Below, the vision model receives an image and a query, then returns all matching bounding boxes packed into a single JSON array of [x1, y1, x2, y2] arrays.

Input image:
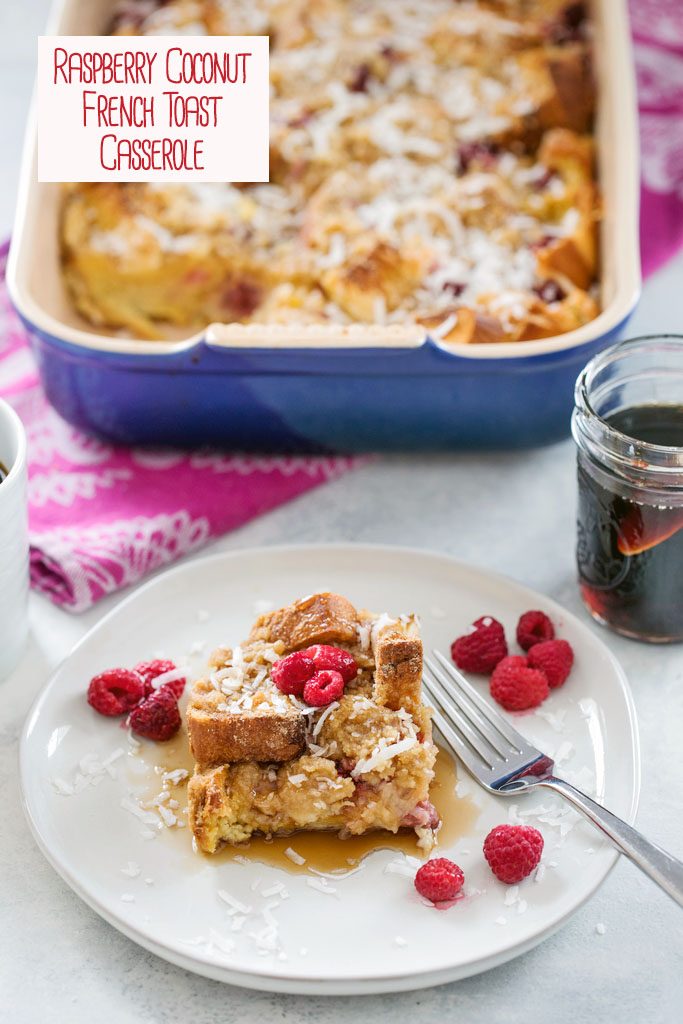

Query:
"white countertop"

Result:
[[1, 5, 681, 1022]]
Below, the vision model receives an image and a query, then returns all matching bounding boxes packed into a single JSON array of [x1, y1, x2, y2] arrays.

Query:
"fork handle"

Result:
[[540, 777, 683, 908]]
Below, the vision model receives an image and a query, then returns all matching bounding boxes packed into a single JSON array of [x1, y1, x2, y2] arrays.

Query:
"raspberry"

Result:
[[401, 800, 441, 829], [532, 279, 566, 304], [483, 824, 544, 883], [527, 639, 574, 688], [128, 687, 181, 742], [134, 658, 186, 698], [87, 668, 145, 717], [414, 858, 465, 903], [303, 644, 358, 683], [516, 610, 555, 651], [271, 651, 315, 696], [161, 675, 186, 700], [303, 669, 345, 707], [337, 757, 356, 777], [451, 616, 508, 674], [490, 655, 549, 711], [456, 141, 499, 176]]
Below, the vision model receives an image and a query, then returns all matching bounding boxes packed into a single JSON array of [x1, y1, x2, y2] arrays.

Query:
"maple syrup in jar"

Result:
[[572, 336, 683, 642]]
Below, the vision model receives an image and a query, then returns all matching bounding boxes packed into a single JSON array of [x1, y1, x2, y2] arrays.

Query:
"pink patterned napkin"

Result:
[[3, 2, 683, 612], [631, 0, 683, 275], [0, 245, 358, 612]]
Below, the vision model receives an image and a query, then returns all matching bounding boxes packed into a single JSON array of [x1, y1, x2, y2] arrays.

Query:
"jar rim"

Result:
[[575, 334, 683, 461]]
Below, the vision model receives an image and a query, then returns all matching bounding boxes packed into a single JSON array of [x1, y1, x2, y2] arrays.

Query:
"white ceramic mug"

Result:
[[0, 399, 29, 678]]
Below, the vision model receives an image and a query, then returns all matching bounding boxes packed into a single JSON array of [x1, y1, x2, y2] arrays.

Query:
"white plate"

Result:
[[20, 545, 640, 995]]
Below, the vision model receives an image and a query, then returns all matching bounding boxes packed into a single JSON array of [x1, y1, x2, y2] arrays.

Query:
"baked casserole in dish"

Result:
[[64, 0, 600, 344], [8, 0, 640, 450]]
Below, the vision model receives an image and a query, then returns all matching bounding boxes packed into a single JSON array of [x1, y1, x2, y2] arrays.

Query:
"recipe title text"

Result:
[[37, 36, 269, 183]]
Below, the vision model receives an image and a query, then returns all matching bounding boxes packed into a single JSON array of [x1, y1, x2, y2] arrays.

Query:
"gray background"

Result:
[[1, 4, 681, 1021]]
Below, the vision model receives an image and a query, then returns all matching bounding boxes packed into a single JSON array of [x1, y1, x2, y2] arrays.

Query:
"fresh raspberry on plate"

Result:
[[134, 658, 186, 698], [490, 655, 549, 711], [303, 669, 345, 707], [128, 686, 181, 742], [414, 858, 465, 903], [527, 639, 574, 688], [483, 824, 544, 883], [87, 668, 145, 717], [271, 651, 316, 696], [451, 616, 508, 674], [516, 610, 555, 651], [303, 644, 358, 683]]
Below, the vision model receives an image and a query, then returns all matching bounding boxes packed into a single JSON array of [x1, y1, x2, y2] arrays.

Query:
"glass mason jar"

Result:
[[572, 335, 683, 643]]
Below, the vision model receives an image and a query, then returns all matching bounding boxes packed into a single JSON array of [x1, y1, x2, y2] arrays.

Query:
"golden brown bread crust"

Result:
[[187, 661, 308, 768], [188, 699, 307, 767], [321, 241, 429, 321], [373, 631, 423, 716], [249, 592, 360, 650], [516, 43, 594, 138], [188, 765, 230, 852]]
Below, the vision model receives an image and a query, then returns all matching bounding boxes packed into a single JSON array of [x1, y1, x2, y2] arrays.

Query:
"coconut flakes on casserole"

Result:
[[351, 735, 418, 778], [210, 644, 296, 713], [67, 0, 599, 343]]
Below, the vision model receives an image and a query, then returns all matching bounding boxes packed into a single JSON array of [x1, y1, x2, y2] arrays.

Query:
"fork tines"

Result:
[[423, 650, 551, 790]]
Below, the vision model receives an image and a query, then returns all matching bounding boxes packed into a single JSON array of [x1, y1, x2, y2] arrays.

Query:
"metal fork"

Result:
[[424, 650, 683, 907]]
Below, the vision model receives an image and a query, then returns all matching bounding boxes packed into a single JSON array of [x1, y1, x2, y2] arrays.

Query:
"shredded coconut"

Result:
[[120, 797, 160, 827], [150, 667, 186, 690], [351, 735, 417, 777], [384, 859, 417, 879], [312, 701, 340, 738], [284, 847, 305, 866], [370, 613, 397, 650], [218, 889, 252, 915], [356, 622, 371, 652], [306, 877, 337, 895]]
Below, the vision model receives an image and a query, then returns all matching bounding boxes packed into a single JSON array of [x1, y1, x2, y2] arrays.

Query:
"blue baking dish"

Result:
[[7, 0, 641, 453], [17, 319, 637, 452]]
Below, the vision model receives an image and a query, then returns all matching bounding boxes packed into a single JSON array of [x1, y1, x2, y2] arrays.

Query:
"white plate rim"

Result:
[[19, 543, 642, 994]]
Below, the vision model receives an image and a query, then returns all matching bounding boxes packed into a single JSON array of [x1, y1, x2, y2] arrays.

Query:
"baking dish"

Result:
[[7, 0, 640, 452]]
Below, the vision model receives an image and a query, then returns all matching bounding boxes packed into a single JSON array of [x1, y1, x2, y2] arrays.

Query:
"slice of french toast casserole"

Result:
[[187, 592, 440, 854]]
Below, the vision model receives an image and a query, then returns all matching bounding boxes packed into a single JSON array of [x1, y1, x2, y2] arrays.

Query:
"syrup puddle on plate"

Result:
[[133, 729, 479, 877]]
